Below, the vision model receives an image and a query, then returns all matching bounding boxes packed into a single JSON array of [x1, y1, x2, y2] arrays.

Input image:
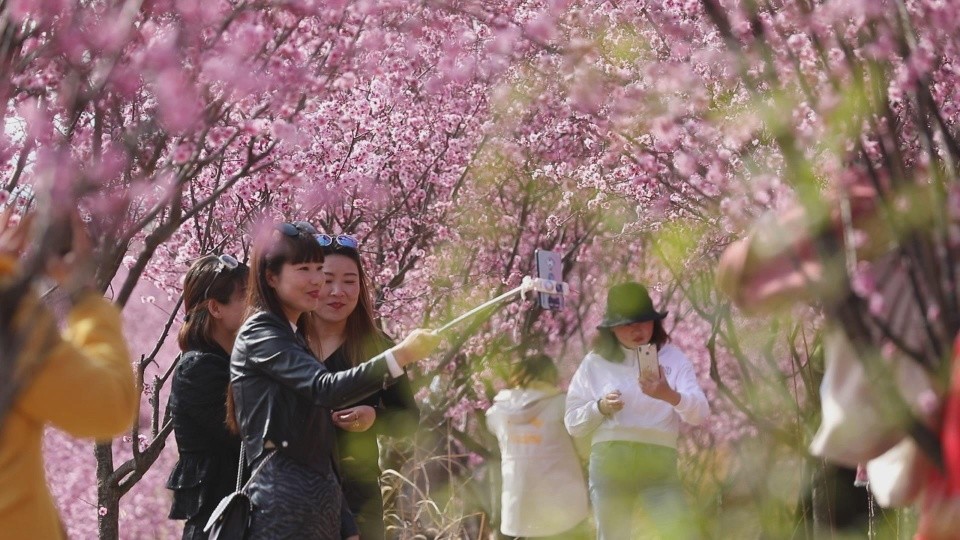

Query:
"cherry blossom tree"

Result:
[[0, 0, 497, 536], [473, 0, 960, 535], [5, 0, 960, 537]]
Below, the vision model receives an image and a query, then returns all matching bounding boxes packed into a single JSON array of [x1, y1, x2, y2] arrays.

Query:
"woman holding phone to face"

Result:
[[166, 254, 248, 539], [229, 221, 440, 539], [564, 282, 709, 540], [306, 234, 419, 540]]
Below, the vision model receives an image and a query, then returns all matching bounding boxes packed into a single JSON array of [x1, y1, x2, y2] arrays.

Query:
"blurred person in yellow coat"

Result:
[[0, 209, 137, 539]]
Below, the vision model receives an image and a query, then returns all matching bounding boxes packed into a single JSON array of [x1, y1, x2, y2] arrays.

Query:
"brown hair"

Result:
[[508, 354, 559, 388], [178, 255, 249, 352], [309, 244, 389, 366], [591, 319, 670, 363]]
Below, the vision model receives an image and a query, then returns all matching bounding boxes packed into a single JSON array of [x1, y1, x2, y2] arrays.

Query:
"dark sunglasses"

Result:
[[276, 221, 319, 237], [202, 254, 242, 301], [315, 234, 359, 250]]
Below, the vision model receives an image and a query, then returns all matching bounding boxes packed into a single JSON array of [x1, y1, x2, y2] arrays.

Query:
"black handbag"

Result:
[[203, 446, 275, 540]]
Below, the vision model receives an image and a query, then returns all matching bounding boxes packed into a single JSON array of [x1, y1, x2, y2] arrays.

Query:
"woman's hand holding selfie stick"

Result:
[[391, 329, 444, 368], [0, 207, 31, 259], [1, 208, 96, 303]]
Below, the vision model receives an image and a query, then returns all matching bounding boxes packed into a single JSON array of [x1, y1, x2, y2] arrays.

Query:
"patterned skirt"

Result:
[[246, 453, 344, 540]]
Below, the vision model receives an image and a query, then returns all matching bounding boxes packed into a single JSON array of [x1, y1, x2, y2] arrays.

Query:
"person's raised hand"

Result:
[[392, 329, 442, 368], [45, 212, 96, 300], [0, 207, 32, 259]]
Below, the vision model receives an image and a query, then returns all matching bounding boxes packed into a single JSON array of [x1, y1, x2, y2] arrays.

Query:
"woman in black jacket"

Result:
[[166, 254, 249, 539], [229, 221, 440, 539], [308, 234, 420, 540]]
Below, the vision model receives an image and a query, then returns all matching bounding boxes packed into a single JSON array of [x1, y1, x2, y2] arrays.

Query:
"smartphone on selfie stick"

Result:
[[534, 249, 564, 310]]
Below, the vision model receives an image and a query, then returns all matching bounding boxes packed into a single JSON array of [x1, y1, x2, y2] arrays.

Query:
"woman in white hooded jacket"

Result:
[[487, 355, 590, 539], [565, 282, 709, 540]]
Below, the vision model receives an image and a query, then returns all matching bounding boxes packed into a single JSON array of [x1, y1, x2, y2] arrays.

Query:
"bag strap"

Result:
[[240, 449, 277, 493], [234, 445, 245, 492]]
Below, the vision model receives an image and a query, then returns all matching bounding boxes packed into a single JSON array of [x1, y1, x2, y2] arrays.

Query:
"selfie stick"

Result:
[[437, 276, 569, 334]]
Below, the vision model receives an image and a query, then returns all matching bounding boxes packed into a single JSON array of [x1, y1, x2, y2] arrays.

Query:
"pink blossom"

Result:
[[171, 143, 194, 164], [524, 12, 557, 43], [850, 261, 877, 298], [153, 71, 202, 134], [674, 152, 697, 177], [489, 26, 521, 56], [867, 293, 885, 316]]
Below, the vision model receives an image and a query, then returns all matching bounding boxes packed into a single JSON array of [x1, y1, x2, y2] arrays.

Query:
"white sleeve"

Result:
[[670, 356, 710, 426], [485, 405, 504, 439], [564, 360, 606, 438], [383, 349, 405, 378]]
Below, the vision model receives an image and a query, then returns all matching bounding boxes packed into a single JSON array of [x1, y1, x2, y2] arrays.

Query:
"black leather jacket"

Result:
[[230, 310, 394, 472]]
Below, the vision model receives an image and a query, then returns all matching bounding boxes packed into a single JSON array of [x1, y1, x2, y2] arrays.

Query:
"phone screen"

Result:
[[535, 249, 564, 310]]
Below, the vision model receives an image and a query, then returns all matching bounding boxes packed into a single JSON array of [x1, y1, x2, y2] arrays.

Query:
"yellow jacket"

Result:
[[0, 255, 137, 539]]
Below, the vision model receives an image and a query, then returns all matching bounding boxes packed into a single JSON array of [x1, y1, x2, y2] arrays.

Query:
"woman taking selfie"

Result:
[[308, 234, 419, 540], [166, 254, 249, 539], [230, 221, 440, 539], [565, 282, 709, 540]]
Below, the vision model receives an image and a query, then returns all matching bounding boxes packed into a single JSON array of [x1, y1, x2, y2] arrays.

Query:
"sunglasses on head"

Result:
[[315, 234, 359, 250], [276, 221, 319, 237], [202, 254, 241, 301]]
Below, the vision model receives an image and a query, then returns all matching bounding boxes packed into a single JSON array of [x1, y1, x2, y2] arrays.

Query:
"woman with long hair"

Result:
[[307, 234, 420, 540], [166, 253, 249, 539], [565, 282, 709, 540], [229, 221, 440, 539]]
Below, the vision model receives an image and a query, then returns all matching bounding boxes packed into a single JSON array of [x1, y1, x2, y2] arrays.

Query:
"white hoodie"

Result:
[[486, 383, 589, 537], [565, 344, 709, 448]]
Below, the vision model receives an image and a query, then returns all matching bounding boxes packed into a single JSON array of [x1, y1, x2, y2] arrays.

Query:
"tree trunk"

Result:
[[95, 442, 119, 540]]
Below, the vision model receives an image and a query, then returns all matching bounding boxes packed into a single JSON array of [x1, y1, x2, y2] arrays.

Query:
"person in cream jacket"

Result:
[[487, 354, 589, 539]]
